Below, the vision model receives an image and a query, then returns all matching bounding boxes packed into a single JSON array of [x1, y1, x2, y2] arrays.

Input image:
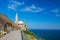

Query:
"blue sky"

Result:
[[0, 0, 60, 29]]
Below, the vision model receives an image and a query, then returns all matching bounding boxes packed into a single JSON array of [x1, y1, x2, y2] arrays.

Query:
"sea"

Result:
[[29, 29, 60, 40]]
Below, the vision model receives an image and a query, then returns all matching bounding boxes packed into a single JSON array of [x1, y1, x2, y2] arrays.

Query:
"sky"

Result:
[[0, 0, 60, 29]]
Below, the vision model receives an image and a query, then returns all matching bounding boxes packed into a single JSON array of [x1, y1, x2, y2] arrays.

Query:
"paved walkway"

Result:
[[0, 30, 22, 40]]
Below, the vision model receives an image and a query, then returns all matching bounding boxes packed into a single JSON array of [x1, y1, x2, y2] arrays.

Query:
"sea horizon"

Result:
[[29, 29, 60, 30], [29, 29, 60, 40]]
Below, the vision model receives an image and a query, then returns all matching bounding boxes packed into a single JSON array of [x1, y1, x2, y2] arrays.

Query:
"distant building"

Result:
[[15, 13, 26, 30]]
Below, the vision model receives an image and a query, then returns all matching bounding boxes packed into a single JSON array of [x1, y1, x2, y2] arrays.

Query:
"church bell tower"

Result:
[[15, 13, 18, 24]]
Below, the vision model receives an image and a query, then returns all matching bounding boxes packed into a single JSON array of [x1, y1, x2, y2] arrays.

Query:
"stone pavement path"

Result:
[[0, 30, 22, 40]]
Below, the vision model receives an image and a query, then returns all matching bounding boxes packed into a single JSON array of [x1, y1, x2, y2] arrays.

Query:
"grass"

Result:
[[0, 32, 3, 38], [25, 34, 37, 40], [23, 30, 37, 40], [23, 30, 34, 36]]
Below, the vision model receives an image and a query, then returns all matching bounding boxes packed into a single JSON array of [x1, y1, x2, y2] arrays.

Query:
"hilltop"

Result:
[[0, 13, 37, 40]]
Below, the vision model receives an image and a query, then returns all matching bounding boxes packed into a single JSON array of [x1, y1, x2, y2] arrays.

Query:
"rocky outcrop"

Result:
[[0, 13, 20, 31]]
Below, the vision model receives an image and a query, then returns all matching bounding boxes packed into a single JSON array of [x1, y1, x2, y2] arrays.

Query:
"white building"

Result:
[[15, 13, 26, 30]]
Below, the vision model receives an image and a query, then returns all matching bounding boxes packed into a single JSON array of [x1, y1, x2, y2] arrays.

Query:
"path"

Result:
[[0, 30, 22, 40]]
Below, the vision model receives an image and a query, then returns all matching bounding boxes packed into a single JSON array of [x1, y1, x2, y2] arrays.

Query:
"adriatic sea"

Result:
[[29, 29, 60, 40]]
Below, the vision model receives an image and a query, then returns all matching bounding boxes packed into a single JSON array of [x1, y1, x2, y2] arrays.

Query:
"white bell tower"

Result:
[[15, 13, 18, 24]]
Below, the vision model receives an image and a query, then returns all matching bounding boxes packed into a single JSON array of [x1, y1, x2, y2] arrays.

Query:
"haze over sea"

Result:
[[29, 29, 60, 40]]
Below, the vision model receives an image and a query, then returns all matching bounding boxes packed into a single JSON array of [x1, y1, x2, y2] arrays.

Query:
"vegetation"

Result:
[[25, 34, 37, 40], [23, 30, 34, 36], [0, 32, 3, 38], [23, 30, 37, 40]]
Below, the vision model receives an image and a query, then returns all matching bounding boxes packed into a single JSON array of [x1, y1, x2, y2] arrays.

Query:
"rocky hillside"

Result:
[[0, 13, 20, 30]]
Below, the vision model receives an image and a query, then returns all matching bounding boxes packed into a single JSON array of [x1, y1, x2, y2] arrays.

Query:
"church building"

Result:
[[15, 13, 26, 30]]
